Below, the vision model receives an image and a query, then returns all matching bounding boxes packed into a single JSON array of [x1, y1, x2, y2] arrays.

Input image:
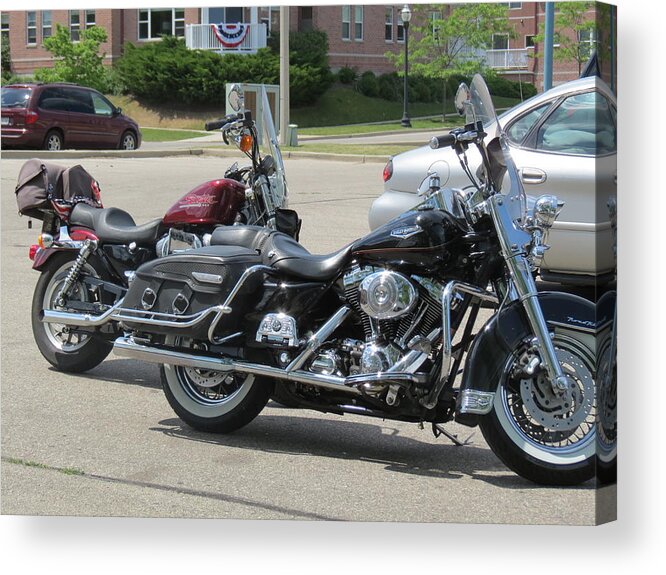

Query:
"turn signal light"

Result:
[[37, 233, 54, 248], [29, 245, 39, 260], [239, 134, 253, 153]]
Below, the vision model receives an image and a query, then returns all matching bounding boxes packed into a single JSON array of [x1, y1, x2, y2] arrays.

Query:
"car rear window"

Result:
[[1, 87, 33, 109]]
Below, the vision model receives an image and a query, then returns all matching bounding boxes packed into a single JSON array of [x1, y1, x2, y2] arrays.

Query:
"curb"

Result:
[[2, 147, 390, 164], [1, 148, 206, 160]]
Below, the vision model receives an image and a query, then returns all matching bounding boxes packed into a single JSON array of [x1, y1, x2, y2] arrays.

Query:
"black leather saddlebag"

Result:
[[121, 246, 263, 339]]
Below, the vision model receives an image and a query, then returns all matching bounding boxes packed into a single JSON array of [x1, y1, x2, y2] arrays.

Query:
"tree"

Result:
[[35, 24, 109, 91], [386, 3, 513, 114], [2, 39, 12, 81], [533, 2, 597, 75]]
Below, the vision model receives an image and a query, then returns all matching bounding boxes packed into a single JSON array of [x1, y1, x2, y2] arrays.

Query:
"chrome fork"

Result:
[[488, 194, 569, 394]]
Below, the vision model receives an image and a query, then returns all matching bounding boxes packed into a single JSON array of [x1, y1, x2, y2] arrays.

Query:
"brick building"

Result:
[[1, 4, 614, 90]]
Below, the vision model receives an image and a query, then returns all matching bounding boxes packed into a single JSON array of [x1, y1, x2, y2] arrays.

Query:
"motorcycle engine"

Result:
[[331, 265, 444, 375]]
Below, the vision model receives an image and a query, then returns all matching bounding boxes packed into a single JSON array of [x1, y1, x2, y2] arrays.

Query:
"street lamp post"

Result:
[[400, 4, 412, 128]]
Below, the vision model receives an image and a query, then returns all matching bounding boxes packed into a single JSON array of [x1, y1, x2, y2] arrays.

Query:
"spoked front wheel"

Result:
[[479, 333, 596, 486]]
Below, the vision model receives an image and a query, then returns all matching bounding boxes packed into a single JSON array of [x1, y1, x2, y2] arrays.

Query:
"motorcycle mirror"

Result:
[[455, 83, 471, 117], [228, 83, 244, 112]]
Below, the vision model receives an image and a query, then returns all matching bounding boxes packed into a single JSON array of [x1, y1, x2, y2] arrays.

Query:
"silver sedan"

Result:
[[369, 76, 617, 285]]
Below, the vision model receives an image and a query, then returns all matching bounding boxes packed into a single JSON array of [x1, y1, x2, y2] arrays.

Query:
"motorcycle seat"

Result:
[[211, 225, 351, 281], [70, 203, 162, 246], [262, 232, 352, 281], [209, 225, 274, 253]]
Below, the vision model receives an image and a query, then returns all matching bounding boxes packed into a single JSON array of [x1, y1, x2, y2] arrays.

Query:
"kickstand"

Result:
[[432, 423, 473, 447]]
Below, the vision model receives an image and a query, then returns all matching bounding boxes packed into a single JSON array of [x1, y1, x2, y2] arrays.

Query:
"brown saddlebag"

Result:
[[15, 159, 102, 219]]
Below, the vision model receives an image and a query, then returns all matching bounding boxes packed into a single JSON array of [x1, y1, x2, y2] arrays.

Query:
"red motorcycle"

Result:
[[17, 88, 297, 373]]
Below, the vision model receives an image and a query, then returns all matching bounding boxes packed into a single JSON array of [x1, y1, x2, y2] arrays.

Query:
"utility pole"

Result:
[[279, 6, 290, 146], [543, 2, 555, 91]]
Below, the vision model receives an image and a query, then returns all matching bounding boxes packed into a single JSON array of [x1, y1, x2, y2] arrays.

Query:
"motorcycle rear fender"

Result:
[[455, 291, 600, 427], [32, 228, 99, 271]]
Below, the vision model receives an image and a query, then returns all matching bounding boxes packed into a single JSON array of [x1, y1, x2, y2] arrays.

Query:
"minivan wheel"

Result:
[[44, 130, 63, 151], [120, 131, 137, 150]]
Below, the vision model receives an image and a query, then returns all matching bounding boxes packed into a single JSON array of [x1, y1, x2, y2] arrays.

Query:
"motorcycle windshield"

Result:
[[469, 74, 526, 223], [261, 86, 289, 207]]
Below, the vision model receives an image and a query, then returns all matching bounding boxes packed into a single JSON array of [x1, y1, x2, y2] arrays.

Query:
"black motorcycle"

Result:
[[30, 85, 297, 374], [66, 75, 605, 485]]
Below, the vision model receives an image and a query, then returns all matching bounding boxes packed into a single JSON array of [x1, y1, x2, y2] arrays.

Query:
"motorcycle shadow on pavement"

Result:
[[150, 410, 588, 490], [55, 358, 162, 390]]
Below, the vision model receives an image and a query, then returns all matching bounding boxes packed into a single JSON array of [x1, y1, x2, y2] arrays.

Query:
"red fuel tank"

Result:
[[162, 179, 246, 226]]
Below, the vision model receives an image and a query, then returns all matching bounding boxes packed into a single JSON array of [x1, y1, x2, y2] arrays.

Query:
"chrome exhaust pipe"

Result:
[[40, 300, 124, 327], [113, 337, 429, 396], [113, 336, 360, 395]]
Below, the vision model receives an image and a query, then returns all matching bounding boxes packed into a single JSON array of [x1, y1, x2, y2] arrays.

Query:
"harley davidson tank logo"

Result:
[[390, 225, 423, 239], [178, 194, 217, 209]]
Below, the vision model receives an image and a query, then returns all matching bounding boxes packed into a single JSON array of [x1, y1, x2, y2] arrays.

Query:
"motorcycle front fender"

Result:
[[455, 291, 601, 427]]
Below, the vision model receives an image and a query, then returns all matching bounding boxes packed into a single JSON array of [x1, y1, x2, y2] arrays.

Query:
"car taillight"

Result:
[[25, 111, 39, 125], [383, 159, 393, 182], [29, 245, 39, 260]]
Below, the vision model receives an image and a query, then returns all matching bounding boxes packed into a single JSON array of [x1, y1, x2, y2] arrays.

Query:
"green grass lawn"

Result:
[[140, 127, 209, 142], [291, 85, 520, 129], [109, 86, 520, 135]]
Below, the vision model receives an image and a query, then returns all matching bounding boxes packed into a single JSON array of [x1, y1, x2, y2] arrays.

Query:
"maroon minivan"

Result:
[[1, 83, 141, 151]]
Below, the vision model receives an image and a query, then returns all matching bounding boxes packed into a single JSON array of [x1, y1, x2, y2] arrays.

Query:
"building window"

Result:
[[138, 8, 185, 40], [342, 6, 350, 40], [70, 11, 80, 41], [354, 6, 363, 41], [42, 11, 52, 40], [397, 19, 404, 43], [26, 11, 37, 45], [501, 2, 523, 8], [207, 7, 243, 24], [1, 12, 9, 44], [525, 34, 535, 48], [492, 33, 509, 50], [578, 28, 598, 59], [385, 7, 393, 41], [85, 10, 96, 29]]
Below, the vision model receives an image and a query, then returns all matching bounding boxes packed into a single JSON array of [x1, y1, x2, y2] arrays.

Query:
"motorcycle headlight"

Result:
[[533, 195, 563, 229]]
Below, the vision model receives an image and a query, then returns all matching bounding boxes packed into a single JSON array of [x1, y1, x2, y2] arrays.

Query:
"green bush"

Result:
[[267, 29, 329, 69], [115, 36, 331, 107], [377, 72, 401, 101], [290, 65, 329, 106], [357, 71, 378, 98], [337, 66, 357, 84], [485, 74, 536, 99]]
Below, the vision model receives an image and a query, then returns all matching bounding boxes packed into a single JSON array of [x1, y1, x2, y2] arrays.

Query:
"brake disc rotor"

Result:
[[183, 368, 228, 389], [520, 348, 594, 432]]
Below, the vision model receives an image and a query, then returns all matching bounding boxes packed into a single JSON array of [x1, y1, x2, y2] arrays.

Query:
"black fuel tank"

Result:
[[352, 208, 469, 274]]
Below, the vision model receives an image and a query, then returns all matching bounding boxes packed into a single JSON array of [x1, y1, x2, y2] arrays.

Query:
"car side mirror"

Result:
[[113, 107, 122, 116]]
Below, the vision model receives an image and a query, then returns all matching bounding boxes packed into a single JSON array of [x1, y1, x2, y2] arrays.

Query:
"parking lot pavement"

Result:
[[0, 156, 608, 524]]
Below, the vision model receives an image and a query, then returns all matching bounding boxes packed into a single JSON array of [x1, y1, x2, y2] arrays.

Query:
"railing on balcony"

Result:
[[485, 48, 530, 70], [185, 23, 267, 54]]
